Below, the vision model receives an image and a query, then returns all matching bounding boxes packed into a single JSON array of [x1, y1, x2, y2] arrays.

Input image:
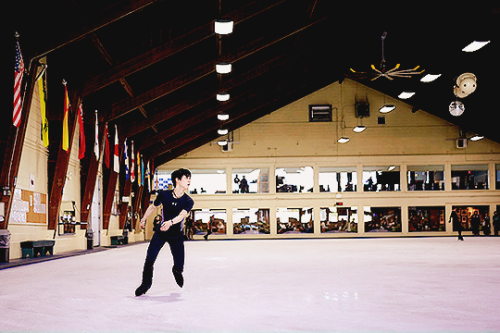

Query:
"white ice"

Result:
[[1, 237, 500, 332]]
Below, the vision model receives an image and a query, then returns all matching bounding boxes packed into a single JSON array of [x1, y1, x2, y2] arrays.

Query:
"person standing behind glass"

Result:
[[204, 215, 214, 240], [449, 208, 463, 241], [471, 211, 481, 236], [493, 211, 500, 236], [483, 212, 491, 236]]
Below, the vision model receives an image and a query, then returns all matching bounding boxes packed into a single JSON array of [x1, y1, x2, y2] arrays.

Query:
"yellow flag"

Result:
[[62, 83, 69, 151], [38, 74, 49, 147]]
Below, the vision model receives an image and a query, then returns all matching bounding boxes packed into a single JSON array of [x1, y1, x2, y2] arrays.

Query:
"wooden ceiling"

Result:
[[14, 1, 500, 166]]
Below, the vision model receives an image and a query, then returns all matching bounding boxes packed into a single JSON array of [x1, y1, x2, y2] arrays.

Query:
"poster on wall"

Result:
[[9, 188, 47, 224]]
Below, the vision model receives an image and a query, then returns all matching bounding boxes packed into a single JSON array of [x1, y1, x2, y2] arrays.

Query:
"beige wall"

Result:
[[162, 79, 500, 239], [7, 77, 144, 260]]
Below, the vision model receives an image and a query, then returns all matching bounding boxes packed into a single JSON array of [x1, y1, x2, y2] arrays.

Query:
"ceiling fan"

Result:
[[348, 32, 424, 81]]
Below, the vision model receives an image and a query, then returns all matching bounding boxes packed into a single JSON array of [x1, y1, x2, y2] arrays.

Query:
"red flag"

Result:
[[113, 125, 120, 174], [13, 39, 24, 127], [104, 123, 110, 168], [130, 140, 135, 183], [78, 103, 85, 159]]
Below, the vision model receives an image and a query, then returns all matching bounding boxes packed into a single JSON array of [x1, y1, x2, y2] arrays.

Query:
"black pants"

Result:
[[145, 232, 185, 273]]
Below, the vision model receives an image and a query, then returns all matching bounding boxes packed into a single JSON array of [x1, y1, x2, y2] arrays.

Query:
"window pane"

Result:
[[233, 208, 270, 234], [364, 207, 401, 232], [495, 164, 500, 190], [276, 167, 314, 193], [232, 168, 269, 194], [319, 167, 357, 192], [451, 165, 489, 190], [451, 206, 490, 234], [190, 169, 227, 194], [190, 209, 227, 235], [320, 206, 358, 233], [408, 206, 445, 232], [363, 166, 400, 192], [276, 207, 314, 234], [407, 165, 445, 191]]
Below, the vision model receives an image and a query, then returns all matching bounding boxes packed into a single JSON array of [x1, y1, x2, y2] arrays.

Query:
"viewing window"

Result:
[[233, 208, 270, 234], [451, 165, 489, 190], [276, 207, 314, 234], [190, 209, 227, 235], [189, 169, 227, 194], [364, 207, 401, 232], [363, 166, 400, 192], [495, 164, 500, 189], [319, 167, 357, 192], [275, 167, 314, 193], [451, 206, 490, 232], [320, 206, 358, 233], [232, 168, 269, 194], [408, 206, 445, 232], [407, 165, 445, 191]]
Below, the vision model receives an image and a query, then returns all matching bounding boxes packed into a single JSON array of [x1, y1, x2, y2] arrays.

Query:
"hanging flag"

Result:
[[150, 159, 154, 191], [124, 139, 129, 180], [38, 71, 49, 147], [145, 160, 150, 192], [13, 37, 25, 128], [141, 154, 145, 187], [130, 140, 135, 183], [104, 123, 110, 168], [137, 152, 142, 186], [114, 124, 120, 174], [77, 103, 85, 159], [94, 110, 99, 160], [62, 81, 70, 151]]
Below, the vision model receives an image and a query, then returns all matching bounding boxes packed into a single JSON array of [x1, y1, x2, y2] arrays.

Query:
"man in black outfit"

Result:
[[449, 207, 464, 241], [135, 168, 194, 296]]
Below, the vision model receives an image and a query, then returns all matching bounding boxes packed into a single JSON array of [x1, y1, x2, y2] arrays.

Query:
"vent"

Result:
[[355, 102, 370, 118], [309, 105, 332, 122], [456, 138, 468, 149]]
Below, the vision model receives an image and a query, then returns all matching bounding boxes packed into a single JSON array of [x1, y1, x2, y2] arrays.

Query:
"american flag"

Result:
[[13, 40, 25, 127]]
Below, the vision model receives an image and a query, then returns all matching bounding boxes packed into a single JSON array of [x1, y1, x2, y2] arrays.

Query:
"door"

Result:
[[90, 176, 101, 247]]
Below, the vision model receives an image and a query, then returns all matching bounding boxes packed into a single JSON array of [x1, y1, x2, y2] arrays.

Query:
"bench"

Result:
[[110, 235, 125, 245], [21, 240, 56, 258]]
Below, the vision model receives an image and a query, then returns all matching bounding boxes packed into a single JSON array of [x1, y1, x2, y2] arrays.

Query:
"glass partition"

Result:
[[408, 206, 445, 232], [190, 209, 227, 235], [233, 208, 270, 234], [407, 165, 445, 191], [451, 165, 489, 190], [364, 207, 401, 232], [276, 207, 314, 234], [495, 164, 500, 189], [451, 206, 490, 233], [363, 166, 400, 192], [275, 166, 314, 193], [319, 167, 357, 192], [189, 169, 227, 194], [320, 206, 358, 233], [231, 168, 269, 194]]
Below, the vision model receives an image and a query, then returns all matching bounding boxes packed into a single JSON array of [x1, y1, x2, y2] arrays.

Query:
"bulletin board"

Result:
[[10, 188, 47, 224]]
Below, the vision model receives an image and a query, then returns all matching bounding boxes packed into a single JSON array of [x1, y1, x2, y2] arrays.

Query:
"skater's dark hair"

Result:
[[171, 168, 191, 187]]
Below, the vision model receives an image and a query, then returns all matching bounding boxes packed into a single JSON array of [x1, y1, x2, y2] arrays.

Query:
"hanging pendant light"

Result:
[[216, 62, 232, 74], [217, 113, 229, 121], [353, 125, 366, 133], [338, 137, 350, 144], [214, 19, 234, 35], [217, 128, 229, 135], [216, 92, 230, 101], [379, 105, 396, 113]]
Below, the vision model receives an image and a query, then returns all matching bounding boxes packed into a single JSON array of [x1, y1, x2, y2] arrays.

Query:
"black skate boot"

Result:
[[135, 262, 153, 296], [172, 267, 184, 288]]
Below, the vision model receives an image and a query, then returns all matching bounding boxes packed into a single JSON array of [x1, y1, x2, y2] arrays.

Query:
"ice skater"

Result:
[[135, 168, 194, 296], [449, 207, 463, 241]]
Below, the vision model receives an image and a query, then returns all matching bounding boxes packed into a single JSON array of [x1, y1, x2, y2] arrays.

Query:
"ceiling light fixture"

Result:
[[398, 91, 415, 99], [470, 135, 484, 142], [214, 19, 234, 35], [217, 128, 229, 135], [462, 41, 490, 52], [216, 62, 232, 74], [217, 140, 228, 146], [353, 125, 366, 133], [379, 105, 396, 113], [337, 137, 350, 144], [217, 113, 229, 121], [216, 92, 230, 101], [420, 74, 441, 83]]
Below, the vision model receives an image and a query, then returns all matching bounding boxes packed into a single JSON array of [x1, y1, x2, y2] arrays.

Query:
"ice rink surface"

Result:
[[1, 237, 500, 332]]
